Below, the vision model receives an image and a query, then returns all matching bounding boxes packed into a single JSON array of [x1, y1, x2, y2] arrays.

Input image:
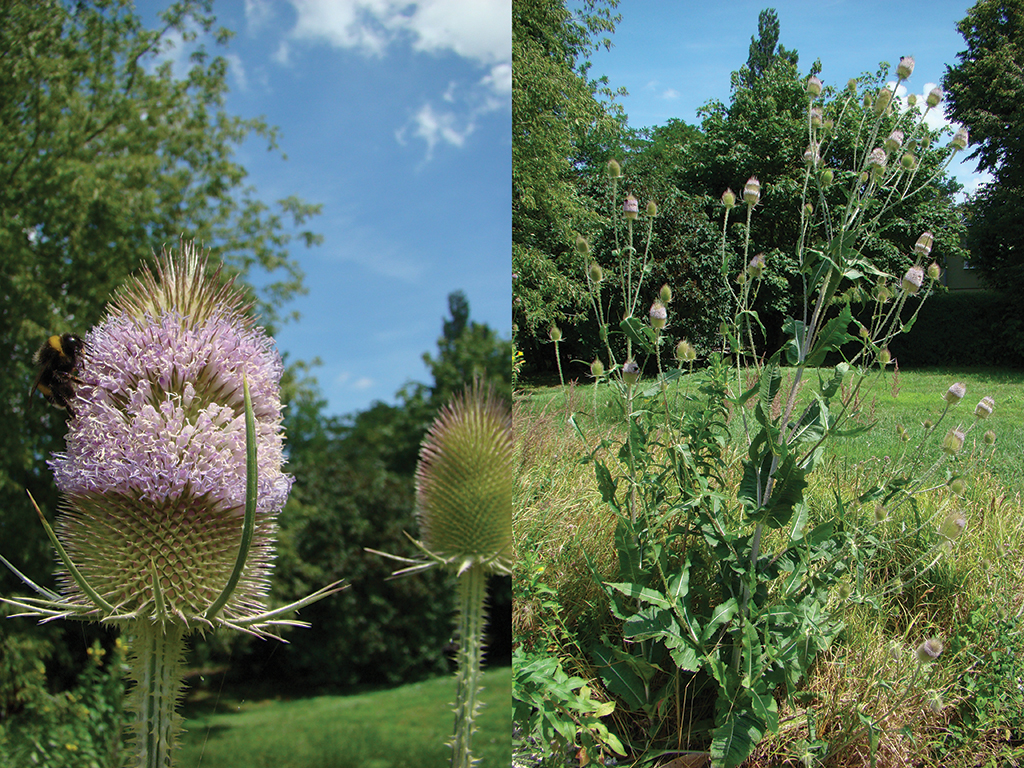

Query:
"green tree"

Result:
[[735, 8, 799, 90], [0, 0, 319, 737], [512, 0, 623, 350], [943, 0, 1024, 292], [424, 290, 513, 406]]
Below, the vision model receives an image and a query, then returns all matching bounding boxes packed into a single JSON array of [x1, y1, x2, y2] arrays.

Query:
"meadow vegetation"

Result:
[[514, 372, 1024, 766]]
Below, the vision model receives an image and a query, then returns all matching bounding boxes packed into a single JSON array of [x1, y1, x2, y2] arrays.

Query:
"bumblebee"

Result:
[[31, 333, 85, 417]]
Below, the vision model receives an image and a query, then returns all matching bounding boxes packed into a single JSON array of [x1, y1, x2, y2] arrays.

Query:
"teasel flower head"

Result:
[[622, 359, 641, 386], [939, 512, 967, 541], [44, 241, 295, 628], [806, 75, 822, 98], [874, 87, 894, 115], [3, 240, 344, 766], [649, 300, 668, 330], [747, 252, 766, 278], [915, 231, 935, 257], [676, 339, 697, 364], [884, 130, 904, 152], [951, 126, 969, 151], [897, 56, 915, 80], [926, 86, 943, 108], [623, 194, 639, 220], [975, 395, 994, 419], [944, 381, 966, 404], [943, 427, 966, 455], [659, 283, 673, 303], [414, 381, 513, 576], [901, 265, 925, 294], [606, 158, 621, 178], [743, 176, 761, 206], [916, 637, 943, 663], [721, 188, 736, 209]]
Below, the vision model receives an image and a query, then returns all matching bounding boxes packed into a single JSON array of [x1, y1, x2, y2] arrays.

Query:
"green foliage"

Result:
[[512, 0, 624, 342], [735, 8, 800, 90], [0, 632, 127, 768], [943, 0, 1024, 292], [423, 290, 513, 406], [937, 603, 1024, 763]]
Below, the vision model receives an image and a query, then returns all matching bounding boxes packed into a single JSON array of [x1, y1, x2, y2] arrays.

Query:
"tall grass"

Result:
[[514, 368, 1024, 766]]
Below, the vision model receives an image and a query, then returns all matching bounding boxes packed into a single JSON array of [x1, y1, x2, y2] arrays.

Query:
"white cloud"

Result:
[[285, 0, 510, 66], [397, 103, 473, 160], [481, 63, 511, 96], [244, 0, 275, 33], [336, 371, 375, 390], [662, 88, 680, 100]]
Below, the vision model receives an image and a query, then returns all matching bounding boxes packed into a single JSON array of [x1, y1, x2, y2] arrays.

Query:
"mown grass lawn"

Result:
[[175, 667, 510, 768]]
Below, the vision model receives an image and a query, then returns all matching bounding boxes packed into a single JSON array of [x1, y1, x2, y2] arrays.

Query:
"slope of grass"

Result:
[[175, 667, 510, 768]]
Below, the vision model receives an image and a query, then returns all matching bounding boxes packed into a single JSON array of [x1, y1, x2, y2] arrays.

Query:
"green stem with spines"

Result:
[[126, 620, 188, 768], [450, 562, 487, 768]]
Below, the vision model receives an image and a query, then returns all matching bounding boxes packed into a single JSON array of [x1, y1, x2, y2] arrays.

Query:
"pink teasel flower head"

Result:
[[47, 240, 291, 623]]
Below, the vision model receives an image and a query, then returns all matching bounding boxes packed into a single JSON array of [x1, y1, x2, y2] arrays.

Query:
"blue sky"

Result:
[[136, 0, 511, 417], [585, 0, 989, 196]]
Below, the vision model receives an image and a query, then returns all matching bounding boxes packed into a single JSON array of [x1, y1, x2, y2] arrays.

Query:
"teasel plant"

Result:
[[369, 380, 512, 768], [1, 240, 344, 767]]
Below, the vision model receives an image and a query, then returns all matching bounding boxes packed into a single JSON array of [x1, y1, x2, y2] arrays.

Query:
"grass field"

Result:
[[513, 366, 1024, 766], [175, 667, 510, 768]]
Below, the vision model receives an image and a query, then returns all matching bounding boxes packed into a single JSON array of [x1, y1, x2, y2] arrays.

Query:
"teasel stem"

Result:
[[450, 561, 487, 768], [127, 620, 188, 768]]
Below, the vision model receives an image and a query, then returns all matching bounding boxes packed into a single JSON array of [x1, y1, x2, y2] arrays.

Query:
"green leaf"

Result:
[[805, 304, 856, 367], [605, 581, 671, 609], [710, 706, 767, 768], [590, 642, 648, 709], [620, 316, 658, 355]]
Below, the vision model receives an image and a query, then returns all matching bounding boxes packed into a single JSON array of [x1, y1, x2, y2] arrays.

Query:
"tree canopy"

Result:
[[943, 0, 1024, 292]]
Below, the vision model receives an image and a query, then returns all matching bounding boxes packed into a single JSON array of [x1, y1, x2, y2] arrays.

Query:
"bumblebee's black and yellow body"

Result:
[[31, 333, 84, 416]]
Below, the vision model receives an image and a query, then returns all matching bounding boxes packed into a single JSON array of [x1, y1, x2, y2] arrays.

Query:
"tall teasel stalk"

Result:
[[1, 240, 344, 767], [372, 380, 512, 768]]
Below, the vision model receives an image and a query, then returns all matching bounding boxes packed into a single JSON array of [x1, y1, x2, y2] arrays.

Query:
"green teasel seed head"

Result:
[[646, 200, 658, 217], [414, 381, 512, 574], [942, 427, 965, 455], [590, 358, 604, 378], [575, 235, 590, 256], [607, 158, 621, 178], [721, 188, 736, 209], [675, 340, 697, 363], [549, 325, 562, 342], [926, 86, 942, 108], [659, 283, 672, 303], [588, 262, 604, 284]]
